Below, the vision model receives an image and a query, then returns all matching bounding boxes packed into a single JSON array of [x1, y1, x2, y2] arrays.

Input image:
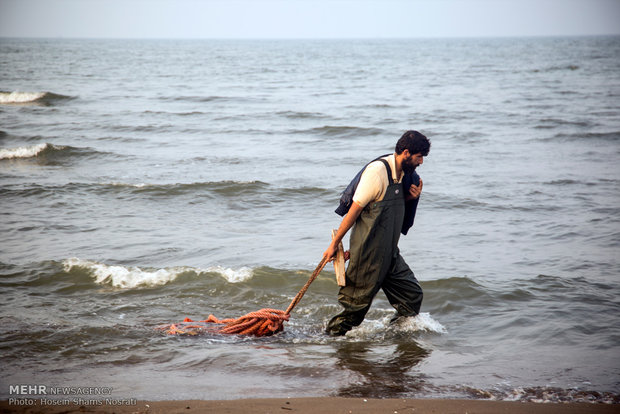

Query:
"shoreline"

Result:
[[1, 397, 618, 414]]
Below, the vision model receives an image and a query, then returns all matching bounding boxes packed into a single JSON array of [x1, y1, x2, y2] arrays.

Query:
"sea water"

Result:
[[1, 37, 619, 403]]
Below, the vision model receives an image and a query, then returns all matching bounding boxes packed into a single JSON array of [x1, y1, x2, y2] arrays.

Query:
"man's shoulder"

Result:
[[364, 155, 395, 181], [365, 156, 390, 175]]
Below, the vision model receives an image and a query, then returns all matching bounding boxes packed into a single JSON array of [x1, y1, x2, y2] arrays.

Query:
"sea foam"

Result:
[[62, 258, 254, 288], [0, 143, 51, 159], [0, 91, 70, 104], [392, 312, 448, 334], [207, 265, 253, 283], [0, 91, 47, 104], [346, 312, 447, 339]]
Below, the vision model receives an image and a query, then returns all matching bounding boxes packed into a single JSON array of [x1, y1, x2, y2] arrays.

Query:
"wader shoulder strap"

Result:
[[378, 158, 394, 185]]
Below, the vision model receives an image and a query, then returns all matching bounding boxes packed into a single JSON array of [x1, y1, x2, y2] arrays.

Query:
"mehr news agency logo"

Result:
[[8, 384, 137, 406]]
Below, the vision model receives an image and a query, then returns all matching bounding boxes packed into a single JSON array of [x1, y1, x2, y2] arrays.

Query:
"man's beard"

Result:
[[402, 159, 418, 174]]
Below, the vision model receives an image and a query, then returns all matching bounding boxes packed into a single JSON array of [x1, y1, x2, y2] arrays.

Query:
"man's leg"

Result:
[[382, 254, 423, 322], [325, 289, 374, 336]]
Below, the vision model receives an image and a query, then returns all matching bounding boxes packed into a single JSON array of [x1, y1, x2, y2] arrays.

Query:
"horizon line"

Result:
[[2, 33, 620, 41]]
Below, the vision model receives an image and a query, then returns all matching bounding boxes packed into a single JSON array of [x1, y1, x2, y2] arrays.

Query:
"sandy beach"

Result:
[[1, 398, 618, 414]]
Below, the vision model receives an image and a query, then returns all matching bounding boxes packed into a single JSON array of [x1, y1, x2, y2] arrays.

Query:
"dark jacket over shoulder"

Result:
[[335, 154, 421, 235]]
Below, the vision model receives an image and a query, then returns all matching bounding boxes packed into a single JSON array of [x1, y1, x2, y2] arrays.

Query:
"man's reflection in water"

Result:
[[335, 339, 430, 398]]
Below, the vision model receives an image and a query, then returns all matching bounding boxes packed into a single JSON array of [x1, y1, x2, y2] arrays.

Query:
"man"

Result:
[[323, 130, 430, 336]]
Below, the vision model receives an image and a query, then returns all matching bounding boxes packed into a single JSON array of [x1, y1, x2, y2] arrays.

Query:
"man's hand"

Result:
[[407, 178, 423, 200], [323, 202, 363, 263], [323, 245, 351, 263], [323, 243, 338, 262]]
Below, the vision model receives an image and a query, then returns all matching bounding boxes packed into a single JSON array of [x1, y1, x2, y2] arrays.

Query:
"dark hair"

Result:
[[395, 130, 430, 156]]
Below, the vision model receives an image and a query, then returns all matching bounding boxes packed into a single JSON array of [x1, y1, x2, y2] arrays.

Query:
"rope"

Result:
[[162, 257, 329, 337], [285, 256, 328, 315]]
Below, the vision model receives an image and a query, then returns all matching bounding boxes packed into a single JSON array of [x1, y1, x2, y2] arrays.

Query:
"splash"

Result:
[[347, 312, 447, 339], [62, 258, 254, 288]]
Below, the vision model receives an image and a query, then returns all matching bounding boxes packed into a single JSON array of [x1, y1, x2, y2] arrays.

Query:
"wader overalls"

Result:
[[326, 159, 423, 336]]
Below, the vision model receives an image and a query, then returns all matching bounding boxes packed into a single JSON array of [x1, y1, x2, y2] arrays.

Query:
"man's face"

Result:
[[403, 152, 424, 173]]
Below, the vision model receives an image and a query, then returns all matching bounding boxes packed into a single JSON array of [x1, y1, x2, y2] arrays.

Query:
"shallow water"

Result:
[[1, 36, 619, 403]]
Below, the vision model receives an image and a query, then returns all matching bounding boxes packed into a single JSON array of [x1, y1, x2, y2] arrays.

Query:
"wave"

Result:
[[531, 64, 579, 73], [533, 118, 593, 129], [62, 258, 254, 288], [101, 180, 276, 200], [159, 95, 254, 103], [0, 91, 72, 105], [422, 273, 620, 320], [0, 143, 113, 162], [19, 259, 619, 295], [142, 109, 207, 117], [11, 259, 620, 325], [0, 143, 51, 159], [540, 131, 620, 142], [292, 125, 385, 138], [276, 110, 327, 120], [0, 180, 335, 203]]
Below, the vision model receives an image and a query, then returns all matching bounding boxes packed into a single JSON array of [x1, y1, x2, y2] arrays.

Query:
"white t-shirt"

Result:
[[352, 154, 403, 208]]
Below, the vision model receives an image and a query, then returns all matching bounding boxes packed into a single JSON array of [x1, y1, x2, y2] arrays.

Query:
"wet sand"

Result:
[[1, 397, 618, 413]]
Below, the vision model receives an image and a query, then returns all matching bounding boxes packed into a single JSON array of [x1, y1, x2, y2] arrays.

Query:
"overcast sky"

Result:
[[1, 0, 619, 39]]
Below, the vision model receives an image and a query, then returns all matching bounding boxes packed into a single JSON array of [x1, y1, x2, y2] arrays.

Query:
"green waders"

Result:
[[326, 159, 423, 336]]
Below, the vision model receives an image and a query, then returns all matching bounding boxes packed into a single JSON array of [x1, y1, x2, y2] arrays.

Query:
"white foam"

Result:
[[62, 258, 255, 288], [63, 258, 180, 288], [347, 312, 447, 338], [105, 182, 148, 188], [208, 265, 253, 283], [0, 143, 49, 159], [392, 312, 448, 334], [0, 91, 47, 104]]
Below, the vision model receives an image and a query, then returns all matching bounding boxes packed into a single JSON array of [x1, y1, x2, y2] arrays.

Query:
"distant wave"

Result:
[[533, 117, 593, 129], [0, 91, 72, 105], [531, 64, 579, 73], [112, 180, 335, 202], [142, 109, 207, 117], [159, 95, 254, 103], [529, 130, 620, 143], [276, 110, 327, 120], [109, 180, 272, 198], [100, 180, 327, 204], [62, 258, 254, 289], [0, 180, 335, 202], [550, 131, 620, 142], [292, 125, 385, 138]]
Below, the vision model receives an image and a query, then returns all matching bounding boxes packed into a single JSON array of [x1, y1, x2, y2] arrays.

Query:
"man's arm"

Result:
[[323, 201, 364, 262]]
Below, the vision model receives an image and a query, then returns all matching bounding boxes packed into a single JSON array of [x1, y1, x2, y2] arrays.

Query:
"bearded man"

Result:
[[324, 130, 431, 336]]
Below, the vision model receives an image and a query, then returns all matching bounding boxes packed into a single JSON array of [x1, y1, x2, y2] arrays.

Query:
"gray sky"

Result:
[[1, 0, 619, 39]]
